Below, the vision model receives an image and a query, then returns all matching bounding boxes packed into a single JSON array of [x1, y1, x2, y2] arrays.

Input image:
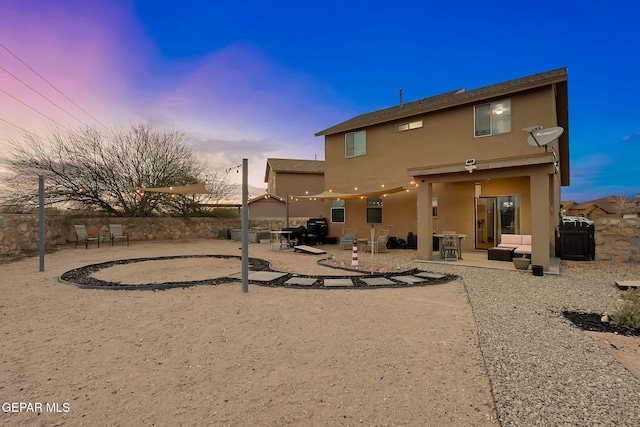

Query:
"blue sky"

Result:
[[0, 0, 638, 201]]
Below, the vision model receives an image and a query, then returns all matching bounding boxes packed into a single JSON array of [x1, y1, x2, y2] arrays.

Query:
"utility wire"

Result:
[[0, 88, 75, 134], [0, 42, 109, 131], [0, 64, 92, 129]]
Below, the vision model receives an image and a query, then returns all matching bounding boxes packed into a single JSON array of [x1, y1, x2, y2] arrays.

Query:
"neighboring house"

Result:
[[563, 196, 640, 220], [314, 68, 569, 270], [249, 158, 325, 219]]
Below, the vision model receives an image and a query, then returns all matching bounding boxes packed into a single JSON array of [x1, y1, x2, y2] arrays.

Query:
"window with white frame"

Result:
[[345, 130, 366, 158], [396, 119, 423, 132], [366, 196, 383, 224], [474, 99, 511, 137], [331, 199, 345, 223]]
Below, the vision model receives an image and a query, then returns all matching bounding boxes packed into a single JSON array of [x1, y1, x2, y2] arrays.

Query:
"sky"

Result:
[[0, 0, 638, 202]]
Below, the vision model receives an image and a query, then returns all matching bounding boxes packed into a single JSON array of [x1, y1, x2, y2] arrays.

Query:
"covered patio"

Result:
[[417, 249, 561, 275]]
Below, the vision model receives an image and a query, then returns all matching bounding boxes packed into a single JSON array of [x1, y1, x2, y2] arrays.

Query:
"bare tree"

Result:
[[0, 123, 238, 216], [612, 195, 635, 217]]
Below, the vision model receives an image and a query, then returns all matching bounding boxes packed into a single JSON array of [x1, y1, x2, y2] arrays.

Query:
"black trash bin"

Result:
[[532, 265, 544, 276]]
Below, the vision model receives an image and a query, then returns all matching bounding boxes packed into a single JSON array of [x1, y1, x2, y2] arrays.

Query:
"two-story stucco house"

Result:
[[249, 158, 325, 219], [314, 68, 569, 270]]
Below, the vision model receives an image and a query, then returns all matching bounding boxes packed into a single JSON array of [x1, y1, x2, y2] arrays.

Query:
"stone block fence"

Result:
[[2, 214, 638, 262], [0, 214, 314, 254], [595, 217, 640, 262]]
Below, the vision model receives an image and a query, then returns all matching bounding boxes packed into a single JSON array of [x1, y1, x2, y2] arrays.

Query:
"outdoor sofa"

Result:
[[497, 234, 532, 256]]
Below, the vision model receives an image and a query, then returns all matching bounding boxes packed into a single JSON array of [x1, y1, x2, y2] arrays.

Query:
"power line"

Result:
[[0, 64, 92, 129], [0, 42, 109, 131], [0, 87, 75, 134]]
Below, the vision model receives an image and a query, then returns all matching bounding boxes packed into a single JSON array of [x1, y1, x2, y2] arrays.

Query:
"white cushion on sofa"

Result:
[[515, 245, 532, 254], [521, 235, 532, 245], [498, 234, 522, 248]]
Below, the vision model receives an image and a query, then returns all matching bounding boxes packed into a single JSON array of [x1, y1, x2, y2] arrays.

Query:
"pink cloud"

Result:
[[0, 1, 147, 133]]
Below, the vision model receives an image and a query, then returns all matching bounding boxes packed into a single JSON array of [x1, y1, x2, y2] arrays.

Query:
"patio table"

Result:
[[433, 234, 467, 260]]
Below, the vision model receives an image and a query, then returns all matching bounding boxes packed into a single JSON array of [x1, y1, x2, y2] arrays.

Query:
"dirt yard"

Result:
[[0, 240, 498, 426]]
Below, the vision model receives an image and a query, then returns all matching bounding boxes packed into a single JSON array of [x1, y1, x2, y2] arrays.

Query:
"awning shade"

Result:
[[300, 186, 410, 199], [137, 182, 211, 194]]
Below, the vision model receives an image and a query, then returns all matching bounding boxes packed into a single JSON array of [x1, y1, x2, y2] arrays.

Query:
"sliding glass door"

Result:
[[475, 196, 520, 249]]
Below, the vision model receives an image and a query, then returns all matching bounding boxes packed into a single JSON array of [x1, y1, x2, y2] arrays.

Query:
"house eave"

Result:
[[315, 68, 568, 137], [408, 153, 556, 178]]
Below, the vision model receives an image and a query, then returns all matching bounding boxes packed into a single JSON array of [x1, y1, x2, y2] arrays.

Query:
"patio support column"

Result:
[[551, 172, 560, 255], [530, 171, 551, 270], [417, 180, 433, 260]]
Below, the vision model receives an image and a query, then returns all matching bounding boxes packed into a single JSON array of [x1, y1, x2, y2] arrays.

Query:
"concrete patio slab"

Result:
[[227, 271, 288, 282], [416, 272, 447, 279], [616, 280, 640, 290], [361, 277, 396, 286], [285, 277, 318, 286], [393, 275, 427, 284], [323, 278, 354, 287]]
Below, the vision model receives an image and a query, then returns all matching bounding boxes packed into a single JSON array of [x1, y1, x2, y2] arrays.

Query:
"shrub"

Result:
[[612, 289, 640, 329]]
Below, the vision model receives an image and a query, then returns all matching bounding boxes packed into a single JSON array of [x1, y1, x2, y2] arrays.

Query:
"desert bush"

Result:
[[612, 289, 640, 329]]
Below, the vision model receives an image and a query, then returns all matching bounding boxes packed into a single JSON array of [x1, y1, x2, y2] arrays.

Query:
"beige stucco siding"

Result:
[[324, 86, 560, 195]]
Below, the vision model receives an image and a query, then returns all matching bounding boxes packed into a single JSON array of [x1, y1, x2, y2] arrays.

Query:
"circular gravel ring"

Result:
[[59, 255, 457, 290]]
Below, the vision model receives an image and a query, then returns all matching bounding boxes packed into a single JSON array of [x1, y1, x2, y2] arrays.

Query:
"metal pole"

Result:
[[370, 225, 374, 274], [38, 175, 45, 272], [285, 192, 290, 228], [241, 159, 249, 293]]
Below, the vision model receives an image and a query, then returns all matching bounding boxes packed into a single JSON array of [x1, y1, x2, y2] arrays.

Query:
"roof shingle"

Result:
[[315, 67, 568, 136]]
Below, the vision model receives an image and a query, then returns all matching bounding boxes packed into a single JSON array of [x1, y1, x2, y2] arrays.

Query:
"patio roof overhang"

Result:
[[407, 153, 556, 182]]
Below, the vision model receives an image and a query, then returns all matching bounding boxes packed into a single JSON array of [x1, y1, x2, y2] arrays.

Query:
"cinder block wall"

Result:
[[0, 215, 241, 253], [0, 215, 318, 254]]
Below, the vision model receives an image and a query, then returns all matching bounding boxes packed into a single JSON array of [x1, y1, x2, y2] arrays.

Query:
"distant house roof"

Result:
[[589, 196, 640, 214], [562, 196, 640, 215], [264, 158, 324, 182], [315, 67, 568, 137]]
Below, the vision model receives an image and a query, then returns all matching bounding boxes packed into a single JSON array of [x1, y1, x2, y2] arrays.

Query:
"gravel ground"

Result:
[[323, 247, 640, 426]]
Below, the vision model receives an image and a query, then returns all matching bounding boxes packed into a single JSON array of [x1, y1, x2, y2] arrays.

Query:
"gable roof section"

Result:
[[586, 196, 640, 214], [264, 158, 324, 182], [315, 67, 568, 136], [248, 192, 285, 204]]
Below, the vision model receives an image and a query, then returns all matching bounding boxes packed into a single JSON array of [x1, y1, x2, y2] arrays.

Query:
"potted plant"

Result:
[[513, 257, 531, 270]]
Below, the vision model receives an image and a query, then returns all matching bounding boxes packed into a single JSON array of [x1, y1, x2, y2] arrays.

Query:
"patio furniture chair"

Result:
[[443, 234, 459, 260], [109, 224, 129, 246], [367, 229, 391, 253], [340, 228, 357, 250], [74, 224, 99, 249]]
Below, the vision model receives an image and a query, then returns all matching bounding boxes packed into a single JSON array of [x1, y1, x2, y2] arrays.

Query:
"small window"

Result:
[[474, 100, 510, 137], [345, 130, 366, 158], [432, 196, 438, 217], [396, 120, 423, 132], [366, 196, 383, 224], [331, 200, 345, 223]]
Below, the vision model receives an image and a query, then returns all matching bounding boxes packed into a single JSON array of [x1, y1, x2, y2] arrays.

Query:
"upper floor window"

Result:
[[396, 120, 423, 132], [345, 130, 366, 158], [474, 100, 511, 137]]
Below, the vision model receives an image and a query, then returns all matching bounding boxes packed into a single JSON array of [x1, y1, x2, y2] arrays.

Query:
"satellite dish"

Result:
[[527, 126, 564, 147]]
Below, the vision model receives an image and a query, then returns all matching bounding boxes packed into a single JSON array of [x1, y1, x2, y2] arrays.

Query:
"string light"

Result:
[[224, 164, 242, 174]]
